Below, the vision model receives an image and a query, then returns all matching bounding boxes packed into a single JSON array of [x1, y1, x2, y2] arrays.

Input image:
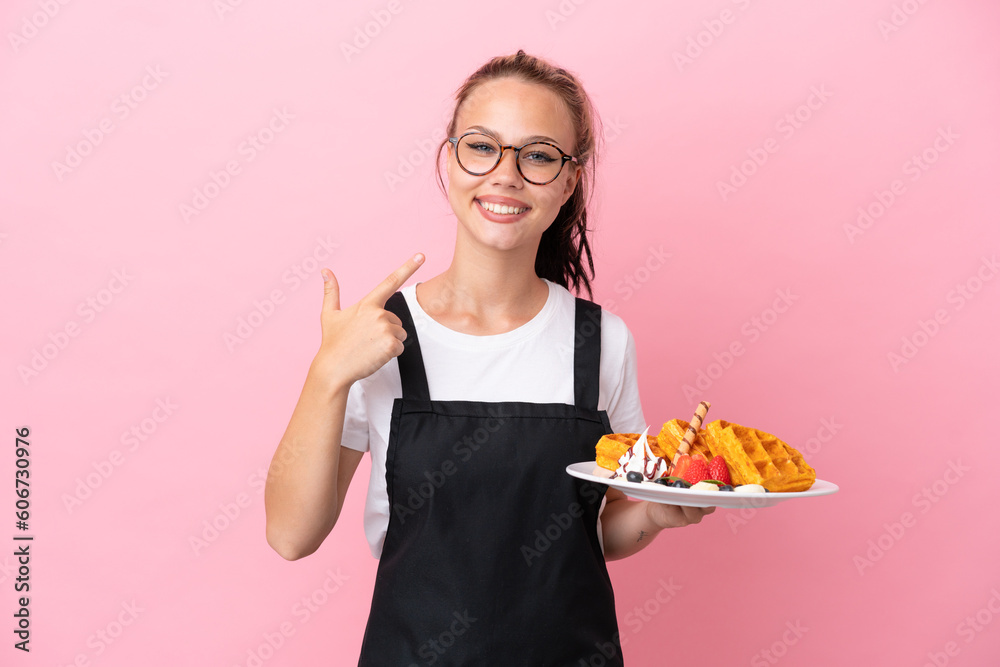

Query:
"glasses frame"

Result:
[[447, 131, 579, 185]]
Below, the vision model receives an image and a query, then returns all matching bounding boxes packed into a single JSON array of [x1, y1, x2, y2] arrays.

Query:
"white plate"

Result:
[[565, 461, 839, 509]]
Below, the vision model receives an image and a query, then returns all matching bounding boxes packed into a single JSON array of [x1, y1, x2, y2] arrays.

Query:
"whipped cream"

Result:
[[611, 427, 670, 482]]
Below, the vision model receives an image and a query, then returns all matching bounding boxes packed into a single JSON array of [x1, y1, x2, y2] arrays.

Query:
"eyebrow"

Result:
[[465, 125, 561, 146]]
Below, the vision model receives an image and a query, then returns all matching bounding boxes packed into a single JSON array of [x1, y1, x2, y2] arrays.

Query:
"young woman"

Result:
[[265, 49, 715, 665]]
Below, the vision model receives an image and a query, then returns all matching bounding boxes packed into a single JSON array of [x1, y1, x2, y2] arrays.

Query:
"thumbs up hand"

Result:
[[311, 253, 425, 389]]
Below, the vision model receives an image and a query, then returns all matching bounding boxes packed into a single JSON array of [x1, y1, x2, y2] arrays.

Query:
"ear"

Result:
[[444, 140, 456, 174], [560, 163, 582, 206]]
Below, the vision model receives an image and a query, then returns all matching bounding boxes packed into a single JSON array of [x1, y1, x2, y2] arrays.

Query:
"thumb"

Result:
[[321, 269, 340, 311]]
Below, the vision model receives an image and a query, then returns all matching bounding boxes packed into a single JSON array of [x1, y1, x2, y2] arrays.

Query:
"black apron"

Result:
[[358, 290, 624, 666]]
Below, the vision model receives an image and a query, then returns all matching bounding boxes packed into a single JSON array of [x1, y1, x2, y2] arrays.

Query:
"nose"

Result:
[[489, 147, 523, 187]]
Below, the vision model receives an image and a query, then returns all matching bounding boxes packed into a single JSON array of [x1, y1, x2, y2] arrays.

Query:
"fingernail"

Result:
[[321, 269, 330, 282], [413, 253, 424, 264]]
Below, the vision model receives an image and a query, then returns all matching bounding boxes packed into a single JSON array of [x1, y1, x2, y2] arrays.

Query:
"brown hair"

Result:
[[434, 49, 604, 299]]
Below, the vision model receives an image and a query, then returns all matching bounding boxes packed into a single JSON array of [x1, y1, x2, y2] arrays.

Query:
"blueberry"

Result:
[[669, 480, 690, 489], [653, 477, 672, 486], [626, 471, 643, 483], [719, 485, 734, 492]]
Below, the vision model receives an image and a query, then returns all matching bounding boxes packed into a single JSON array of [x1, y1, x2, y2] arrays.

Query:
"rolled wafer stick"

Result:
[[669, 400, 711, 468]]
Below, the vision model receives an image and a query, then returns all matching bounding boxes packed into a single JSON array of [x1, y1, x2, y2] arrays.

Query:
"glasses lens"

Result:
[[456, 134, 501, 174], [517, 143, 563, 183]]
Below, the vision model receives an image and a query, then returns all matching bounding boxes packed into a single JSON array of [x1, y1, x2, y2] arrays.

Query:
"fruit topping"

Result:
[[626, 471, 643, 483], [689, 481, 720, 491], [719, 485, 734, 492], [671, 455, 692, 480], [681, 459, 711, 485], [653, 476, 691, 488], [708, 456, 731, 485]]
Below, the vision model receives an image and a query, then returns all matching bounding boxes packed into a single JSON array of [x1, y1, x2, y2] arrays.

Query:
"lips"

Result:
[[474, 197, 531, 223], [476, 199, 531, 215], [476, 194, 529, 206]]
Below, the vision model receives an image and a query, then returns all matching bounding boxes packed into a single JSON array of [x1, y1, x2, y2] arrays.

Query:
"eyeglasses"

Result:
[[447, 132, 578, 185]]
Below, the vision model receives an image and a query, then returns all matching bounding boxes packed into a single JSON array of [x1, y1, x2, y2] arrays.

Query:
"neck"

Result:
[[417, 227, 549, 329]]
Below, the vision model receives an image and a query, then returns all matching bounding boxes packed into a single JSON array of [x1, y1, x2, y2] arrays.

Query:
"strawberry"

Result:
[[708, 456, 731, 485], [682, 459, 710, 485], [671, 455, 692, 480]]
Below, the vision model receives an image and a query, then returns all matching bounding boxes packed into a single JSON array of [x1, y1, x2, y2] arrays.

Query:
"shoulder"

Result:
[[545, 280, 634, 357], [599, 305, 631, 347]]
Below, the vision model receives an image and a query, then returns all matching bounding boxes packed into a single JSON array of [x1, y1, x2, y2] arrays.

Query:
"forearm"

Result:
[[600, 489, 716, 561], [600, 493, 664, 561], [264, 362, 351, 560]]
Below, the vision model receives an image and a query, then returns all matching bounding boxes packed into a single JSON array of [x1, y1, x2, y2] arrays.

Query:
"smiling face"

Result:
[[445, 76, 581, 255]]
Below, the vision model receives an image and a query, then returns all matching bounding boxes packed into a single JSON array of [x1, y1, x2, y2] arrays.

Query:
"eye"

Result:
[[523, 151, 556, 164], [467, 142, 497, 154]]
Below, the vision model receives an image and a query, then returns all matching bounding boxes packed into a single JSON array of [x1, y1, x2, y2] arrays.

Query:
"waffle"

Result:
[[594, 420, 712, 471], [595, 432, 667, 471], [705, 420, 815, 492], [656, 419, 714, 461], [595, 419, 816, 492]]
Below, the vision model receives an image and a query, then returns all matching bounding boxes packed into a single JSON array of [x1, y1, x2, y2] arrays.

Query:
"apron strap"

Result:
[[573, 297, 602, 411], [384, 291, 431, 402]]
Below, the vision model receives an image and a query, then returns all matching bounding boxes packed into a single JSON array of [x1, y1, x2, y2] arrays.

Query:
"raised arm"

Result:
[[264, 253, 425, 560]]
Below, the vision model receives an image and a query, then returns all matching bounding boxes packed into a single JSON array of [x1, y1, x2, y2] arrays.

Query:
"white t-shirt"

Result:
[[341, 278, 647, 558]]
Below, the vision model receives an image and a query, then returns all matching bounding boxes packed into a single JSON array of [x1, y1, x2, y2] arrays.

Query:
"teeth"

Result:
[[479, 200, 527, 215]]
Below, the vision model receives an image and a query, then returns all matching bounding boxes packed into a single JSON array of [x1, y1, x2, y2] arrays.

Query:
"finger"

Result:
[[681, 505, 712, 523], [364, 253, 425, 307], [321, 269, 340, 311], [679, 506, 701, 524], [387, 322, 407, 343], [384, 311, 403, 328], [646, 502, 683, 530]]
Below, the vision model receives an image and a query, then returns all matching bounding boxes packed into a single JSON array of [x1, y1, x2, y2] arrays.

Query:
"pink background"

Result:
[[3, 0, 999, 665]]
